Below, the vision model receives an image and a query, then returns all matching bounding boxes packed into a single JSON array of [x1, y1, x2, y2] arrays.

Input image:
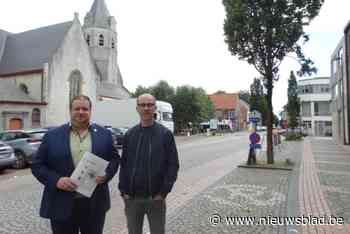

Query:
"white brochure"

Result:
[[70, 152, 108, 197]]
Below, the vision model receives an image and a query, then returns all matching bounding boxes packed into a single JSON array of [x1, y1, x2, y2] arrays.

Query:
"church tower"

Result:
[[83, 0, 129, 99]]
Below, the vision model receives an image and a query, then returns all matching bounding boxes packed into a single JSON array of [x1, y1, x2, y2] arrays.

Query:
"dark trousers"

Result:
[[247, 147, 256, 165], [50, 198, 106, 234], [124, 197, 166, 234]]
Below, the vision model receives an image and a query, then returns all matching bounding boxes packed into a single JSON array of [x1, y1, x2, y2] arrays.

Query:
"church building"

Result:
[[0, 0, 130, 130]]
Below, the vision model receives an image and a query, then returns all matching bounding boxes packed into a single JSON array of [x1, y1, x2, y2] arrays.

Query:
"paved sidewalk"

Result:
[[107, 136, 350, 234], [299, 137, 350, 234], [164, 137, 350, 234], [165, 140, 301, 234]]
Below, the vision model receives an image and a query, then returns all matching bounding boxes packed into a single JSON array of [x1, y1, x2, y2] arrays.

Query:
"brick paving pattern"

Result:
[[163, 141, 300, 234], [299, 138, 350, 234]]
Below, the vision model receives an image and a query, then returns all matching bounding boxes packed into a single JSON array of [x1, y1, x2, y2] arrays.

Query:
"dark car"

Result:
[[0, 130, 43, 169], [106, 127, 128, 148], [0, 141, 16, 172]]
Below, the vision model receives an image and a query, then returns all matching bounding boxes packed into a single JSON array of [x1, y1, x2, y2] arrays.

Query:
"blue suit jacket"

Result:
[[31, 123, 119, 220]]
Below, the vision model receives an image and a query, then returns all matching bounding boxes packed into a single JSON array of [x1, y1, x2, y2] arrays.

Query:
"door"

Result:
[[9, 118, 23, 130]]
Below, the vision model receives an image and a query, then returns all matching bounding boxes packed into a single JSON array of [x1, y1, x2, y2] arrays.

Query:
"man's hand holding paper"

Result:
[[70, 152, 109, 197]]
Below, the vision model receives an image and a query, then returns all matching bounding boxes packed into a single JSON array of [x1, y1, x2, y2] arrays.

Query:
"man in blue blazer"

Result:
[[32, 95, 119, 234]]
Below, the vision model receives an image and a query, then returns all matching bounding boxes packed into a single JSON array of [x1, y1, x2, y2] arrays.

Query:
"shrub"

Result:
[[285, 132, 303, 141]]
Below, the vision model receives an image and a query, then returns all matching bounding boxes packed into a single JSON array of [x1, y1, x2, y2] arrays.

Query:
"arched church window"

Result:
[[19, 83, 29, 94], [86, 34, 90, 46], [69, 70, 82, 101], [32, 108, 41, 127], [99, 34, 104, 46], [111, 39, 115, 49]]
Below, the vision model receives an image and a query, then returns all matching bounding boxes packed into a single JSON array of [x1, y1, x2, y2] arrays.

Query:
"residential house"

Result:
[[208, 91, 249, 131]]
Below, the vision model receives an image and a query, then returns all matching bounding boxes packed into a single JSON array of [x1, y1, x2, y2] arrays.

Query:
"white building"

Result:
[[298, 77, 332, 136], [330, 21, 350, 145], [0, 0, 130, 130]]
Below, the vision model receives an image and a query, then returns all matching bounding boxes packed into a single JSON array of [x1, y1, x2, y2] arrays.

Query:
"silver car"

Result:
[[0, 130, 41, 169], [0, 141, 16, 172]]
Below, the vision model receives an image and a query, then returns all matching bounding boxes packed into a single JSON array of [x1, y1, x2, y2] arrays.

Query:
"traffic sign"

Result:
[[249, 117, 259, 123]]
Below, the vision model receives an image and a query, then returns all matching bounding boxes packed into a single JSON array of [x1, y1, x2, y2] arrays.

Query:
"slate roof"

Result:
[[0, 21, 72, 75], [97, 83, 130, 99], [0, 79, 37, 102], [86, 0, 111, 28]]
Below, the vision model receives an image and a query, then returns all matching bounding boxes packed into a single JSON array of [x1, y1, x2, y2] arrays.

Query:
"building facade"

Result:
[[297, 77, 332, 137], [330, 21, 350, 145], [330, 37, 349, 144], [208, 91, 249, 131], [0, 0, 130, 130]]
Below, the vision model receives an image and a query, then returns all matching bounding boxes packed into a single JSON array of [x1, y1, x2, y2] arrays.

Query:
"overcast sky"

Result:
[[0, 0, 349, 114]]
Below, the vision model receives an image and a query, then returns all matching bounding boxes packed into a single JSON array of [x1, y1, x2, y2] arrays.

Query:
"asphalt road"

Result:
[[0, 132, 250, 234]]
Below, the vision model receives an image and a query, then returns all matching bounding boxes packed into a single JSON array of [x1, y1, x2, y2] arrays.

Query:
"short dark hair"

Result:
[[69, 95, 92, 110]]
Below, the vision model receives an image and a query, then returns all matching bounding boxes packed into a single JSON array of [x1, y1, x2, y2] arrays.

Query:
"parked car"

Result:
[[105, 126, 128, 148], [257, 126, 267, 132], [24, 128, 48, 141], [0, 130, 42, 169], [0, 141, 16, 172]]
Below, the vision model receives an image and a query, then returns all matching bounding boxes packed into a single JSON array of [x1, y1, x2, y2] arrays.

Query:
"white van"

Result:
[[154, 101, 174, 133], [93, 98, 174, 133]]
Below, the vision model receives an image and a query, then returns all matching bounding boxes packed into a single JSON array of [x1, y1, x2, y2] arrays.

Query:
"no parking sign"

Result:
[[249, 132, 261, 149]]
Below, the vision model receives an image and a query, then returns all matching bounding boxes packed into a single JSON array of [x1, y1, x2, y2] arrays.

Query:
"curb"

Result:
[[237, 164, 294, 171]]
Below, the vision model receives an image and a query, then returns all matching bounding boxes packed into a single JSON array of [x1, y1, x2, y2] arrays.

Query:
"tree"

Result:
[[239, 90, 250, 104], [249, 78, 268, 125], [196, 88, 215, 122], [286, 71, 300, 129], [223, 0, 323, 163], [172, 86, 214, 132], [151, 80, 175, 103], [132, 85, 152, 98]]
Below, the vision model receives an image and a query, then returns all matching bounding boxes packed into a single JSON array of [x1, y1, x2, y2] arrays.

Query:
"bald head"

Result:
[[136, 93, 157, 127], [137, 93, 156, 105]]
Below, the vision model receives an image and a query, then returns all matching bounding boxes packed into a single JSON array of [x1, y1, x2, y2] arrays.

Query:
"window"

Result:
[[298, 85, 314, 94], [339, 80, 343, 97], [332, 59, 338, 75], [19, 83, 29, 94], [228, 111, 235, 119], [32, 108, 41, 127], [111, 39, 115, 48], [316, 84, 330, 93], [15, 132, 31, 139], [306, 85, 313, 93], [0, 132, 15, 141], [99, 34, 104, 46], [334, 84, 338, 98], [338, 47, 344, 65], [301, 102, 311, 117], [303, 121, 311, 129], [314, 101, 330, 116], [162, 112, 173, 121], [69, 70, 82, 101], [86, 34, 90, 46]]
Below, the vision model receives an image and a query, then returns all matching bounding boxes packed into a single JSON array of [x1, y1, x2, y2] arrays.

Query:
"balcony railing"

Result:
[[314, 112, 331, 116]]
